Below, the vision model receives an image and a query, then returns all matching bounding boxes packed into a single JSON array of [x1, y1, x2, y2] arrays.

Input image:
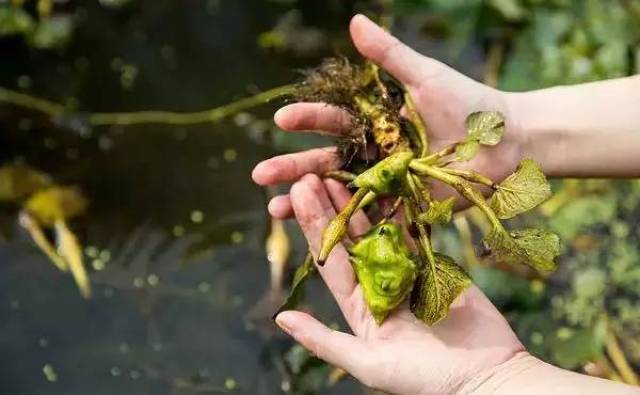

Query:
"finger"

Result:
[[274, 103, 352, 134], [350, 14, 442, 87], [252, 147, 341, 186], [267, 195, 293, 219], [323, 178, 371, 237], [275, 311, 372, 379], [290, 174, 361, 324]]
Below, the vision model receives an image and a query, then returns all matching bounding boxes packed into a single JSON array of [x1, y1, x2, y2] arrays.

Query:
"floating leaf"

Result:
[[454, 140, 480, 161], [465, 111, 505, 146], [24, 187, 88, 226], [349, 223, 417, 324], [411, 253, 471, 325], [55, 220, 91, 298], [275, 252, 316, 316], [0, 165, 52, 201], [352, 151, 413, 194], [417, 197, 456, 225], [0, 6, 35, 37], [490, 159, 551, 219], [28, 15, 73, 49], [483, 228, 560, 273]]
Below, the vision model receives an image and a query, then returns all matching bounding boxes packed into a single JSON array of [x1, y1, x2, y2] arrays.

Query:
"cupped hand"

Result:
[[276, 174, 524, 395], [252, 14, 525, 219]]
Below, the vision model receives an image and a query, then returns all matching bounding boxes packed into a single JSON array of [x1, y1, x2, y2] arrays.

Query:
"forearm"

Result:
[[508, 75, 640, 178], [463, 352, 640, 395]]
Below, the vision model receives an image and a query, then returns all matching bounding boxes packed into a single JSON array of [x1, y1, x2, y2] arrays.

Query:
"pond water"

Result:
[[0, 1, 490, 394]]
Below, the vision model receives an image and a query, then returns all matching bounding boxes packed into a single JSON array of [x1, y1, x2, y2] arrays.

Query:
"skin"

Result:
[[252, 14, 640, 395]]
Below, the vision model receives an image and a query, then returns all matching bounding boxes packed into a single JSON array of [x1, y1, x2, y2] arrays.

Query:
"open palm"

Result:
[[252, 14, 524, 219]]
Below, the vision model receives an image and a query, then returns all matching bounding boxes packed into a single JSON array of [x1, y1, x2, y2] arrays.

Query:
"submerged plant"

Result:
[[279, 58, 560, 325]]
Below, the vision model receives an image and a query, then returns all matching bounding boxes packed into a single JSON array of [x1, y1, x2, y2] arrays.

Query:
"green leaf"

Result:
[[349, 223, 417, 324], [483, 228, 560, 273], [411, 253, 471, 325], [0, 7, 35, 37], [352, 151, 413, 194], [417, 197, 456, 225], [28, 16, 73, 49], [465, 111, 505, 146], [490, 159, 551, 219], [550, 320, 607, 369], [275, 252, 316, 316], [454, 140, 480, 161]]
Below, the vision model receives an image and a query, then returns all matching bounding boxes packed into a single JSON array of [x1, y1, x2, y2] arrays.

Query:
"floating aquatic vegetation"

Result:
[[279, 58, 559, 325]]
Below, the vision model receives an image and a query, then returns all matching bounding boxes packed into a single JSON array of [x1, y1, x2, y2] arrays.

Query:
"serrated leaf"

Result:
[[490, 159, 551, 219], [411, 253, 471, 325], [417, 197, 456, 225], [352, 151, 413, 194], [465, 111, 505, 146], [275, 252, 316, 316], [455, 140, 480, 161], [483, 228, 560, 273]]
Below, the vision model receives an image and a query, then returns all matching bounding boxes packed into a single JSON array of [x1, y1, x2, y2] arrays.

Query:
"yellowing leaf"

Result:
[[352, 151, 413, 194], [489, 159, 551, 219], [25, 187, 88, 226], [0, 165, 51, 201], [275, 252, 316, 316], [417, 197, 456, 225], [55, 220, 91, 298], [490, 159, 551, 219], [455, 140, 480, 161], [466, 111, 505, 145], [483, 228, 560, 273], [411, 253, 471, 325]]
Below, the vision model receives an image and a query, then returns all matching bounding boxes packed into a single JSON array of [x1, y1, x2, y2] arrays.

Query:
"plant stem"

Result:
[[606, 328, 639, 385], [410, 161, 504, 231], [0, 84, 295, 127], [323, 170, 357, 183], [317, 187, 369, 265], [418, 143, 457, 164], [440, 167, 496, 188], [404, 91, 429, 157]]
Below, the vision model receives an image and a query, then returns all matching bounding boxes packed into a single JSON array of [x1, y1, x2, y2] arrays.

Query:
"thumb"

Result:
[[349, 14, 440, 87], [275, 311, 372, 378]]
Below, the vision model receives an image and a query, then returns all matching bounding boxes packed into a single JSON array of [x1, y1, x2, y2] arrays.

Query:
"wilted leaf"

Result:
[[417, 197, 456, 225], [55, 220, 91, 298], [0, 7, 35, 37], [352, 151, 413, 194], [411, 253, 471, 325], [275, 252, 316, 316], [483, 228, 560, 273], [455, 140, 480, 161], [490, 159, 551, 219], [465, 111, 505, 145], [0, 165, 52, 201], [24, 186, 88, 226]]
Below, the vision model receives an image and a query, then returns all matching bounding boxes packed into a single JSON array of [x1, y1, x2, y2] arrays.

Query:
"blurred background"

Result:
[[1, 0, 639, 394]]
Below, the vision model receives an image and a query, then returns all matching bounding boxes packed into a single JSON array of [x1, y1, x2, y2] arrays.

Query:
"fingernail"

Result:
[[273, 108, 286, 125], [275, 312, 294, 335]]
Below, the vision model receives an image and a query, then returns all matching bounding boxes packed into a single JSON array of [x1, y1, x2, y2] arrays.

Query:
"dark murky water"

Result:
[[0, 2, 487, 394]]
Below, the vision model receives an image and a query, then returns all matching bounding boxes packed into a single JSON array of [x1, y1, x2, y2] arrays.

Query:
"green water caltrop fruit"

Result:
[[348, 223, 417, 324]]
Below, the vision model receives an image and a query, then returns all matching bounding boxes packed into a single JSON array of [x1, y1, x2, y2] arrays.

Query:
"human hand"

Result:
[[275, 174, 524, 395], [252, 14, 525, 219]]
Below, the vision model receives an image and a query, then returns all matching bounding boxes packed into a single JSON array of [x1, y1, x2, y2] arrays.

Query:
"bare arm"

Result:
[[511, 75, 640, 178]]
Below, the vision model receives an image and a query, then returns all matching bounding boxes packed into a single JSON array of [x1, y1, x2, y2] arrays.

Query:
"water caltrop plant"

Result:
[[279, 58, 560, 325]]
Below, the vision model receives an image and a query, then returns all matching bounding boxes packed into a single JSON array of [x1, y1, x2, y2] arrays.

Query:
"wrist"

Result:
[[457, 351, 546, 395]]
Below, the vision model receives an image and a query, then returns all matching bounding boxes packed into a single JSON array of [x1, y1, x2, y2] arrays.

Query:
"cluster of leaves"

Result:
[[0, 164, 91, 297], [279, 58, 559, 326]]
